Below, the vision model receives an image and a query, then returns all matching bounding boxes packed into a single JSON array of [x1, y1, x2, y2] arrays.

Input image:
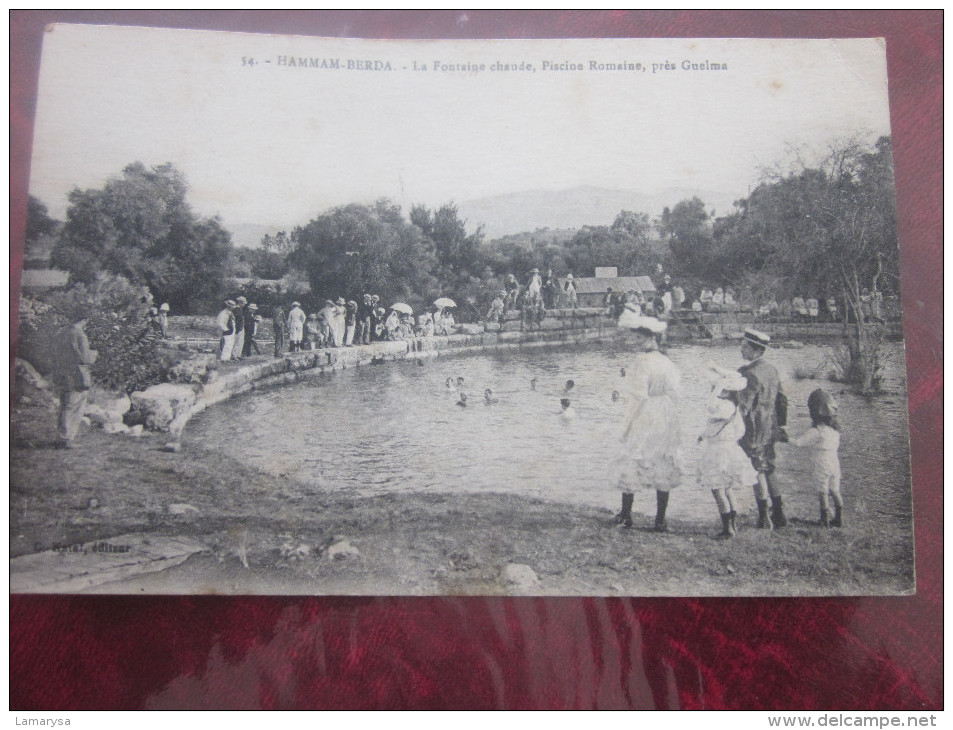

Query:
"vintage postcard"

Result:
[[12, 26, 912, 596]]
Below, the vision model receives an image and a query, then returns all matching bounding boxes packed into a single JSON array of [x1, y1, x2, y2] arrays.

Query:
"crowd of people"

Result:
[[215, 294, 462, 361]]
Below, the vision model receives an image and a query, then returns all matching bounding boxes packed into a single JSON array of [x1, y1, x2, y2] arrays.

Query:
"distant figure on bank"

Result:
[[272, 305, 286, 357], [560, 398, 575, 420], [526, 268, 543, 305], [563, 274, 578, 309], [243, 304, 262, 356], [158, 303, 170, 338], [217, 299, 237, 361], [286, 301, 306, 352], [305, 313, 321, 350], [611, 308, 681, 532], [790, 388, 844, 527], [242, 303, 259, 358], [232, 296, 248, 360], [51, 309, 98, 449], [487, 291, 506, 324]]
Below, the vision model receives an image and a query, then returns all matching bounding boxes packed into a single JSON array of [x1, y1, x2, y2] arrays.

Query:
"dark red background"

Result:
[[9, 11, 942, 710]]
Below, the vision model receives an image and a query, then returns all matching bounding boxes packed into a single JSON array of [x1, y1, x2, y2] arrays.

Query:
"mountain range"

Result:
[[223, 185, 740, 247]]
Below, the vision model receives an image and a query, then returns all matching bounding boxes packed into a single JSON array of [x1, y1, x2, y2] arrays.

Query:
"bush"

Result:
[[18, 273, 168, 394]]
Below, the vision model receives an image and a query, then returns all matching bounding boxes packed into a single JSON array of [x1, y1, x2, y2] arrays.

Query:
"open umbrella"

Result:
[[433, 297, 457, 308], [390, 302, 413, 315]]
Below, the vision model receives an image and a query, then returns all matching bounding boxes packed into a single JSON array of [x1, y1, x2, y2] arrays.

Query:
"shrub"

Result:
[[18, 273, 168, 394]]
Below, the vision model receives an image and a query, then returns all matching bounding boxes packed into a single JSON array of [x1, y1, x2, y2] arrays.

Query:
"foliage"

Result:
[[656, 197, 713, 276], [50, 162, 233, 314], [231, 247, 288, 280], [290, 200, 440, 311], [18, 273, 168, 394], [26, 195, 59, 243]]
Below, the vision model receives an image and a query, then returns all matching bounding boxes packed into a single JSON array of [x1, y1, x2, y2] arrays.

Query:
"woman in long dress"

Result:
[[611, 307, 682, 531]]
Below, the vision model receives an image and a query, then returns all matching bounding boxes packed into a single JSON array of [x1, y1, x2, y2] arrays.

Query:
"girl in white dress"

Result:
[[611, 308, 682, 532], [790, 389, 843, 527], [697, 365, 756, 537]]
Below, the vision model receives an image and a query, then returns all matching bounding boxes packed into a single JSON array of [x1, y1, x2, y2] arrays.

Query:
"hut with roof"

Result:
[[558, 268, 656, 308]]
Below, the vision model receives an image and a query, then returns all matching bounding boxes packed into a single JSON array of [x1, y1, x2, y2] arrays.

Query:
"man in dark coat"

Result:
[[51, 309, 98, 449], [737, 328, 788, 529]]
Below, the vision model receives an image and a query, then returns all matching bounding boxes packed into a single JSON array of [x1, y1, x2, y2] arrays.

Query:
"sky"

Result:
[[28, 26, 892, 233]]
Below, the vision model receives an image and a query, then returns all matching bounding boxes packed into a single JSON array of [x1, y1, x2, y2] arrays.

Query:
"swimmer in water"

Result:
[[530, 377, 537, 391], [456, 376, 465, 388], [564, 379, 575, 393], [484, 388, 498, 405], [612, 390, 620, 402], [456, 393, 468, 407], [620, 367, 626, 377], [560, 398, 575, 420], [446, 377, 456, 392]]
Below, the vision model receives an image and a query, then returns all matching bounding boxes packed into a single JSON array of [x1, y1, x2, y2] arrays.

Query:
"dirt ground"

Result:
[[11, 378, 914, 597]]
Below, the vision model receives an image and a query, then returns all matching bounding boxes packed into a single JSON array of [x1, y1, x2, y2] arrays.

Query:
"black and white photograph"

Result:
[[11, 27, 913, 596]]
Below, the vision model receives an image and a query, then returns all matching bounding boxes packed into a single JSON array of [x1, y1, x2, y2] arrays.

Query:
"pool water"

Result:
[[186, 341, 911, 525]]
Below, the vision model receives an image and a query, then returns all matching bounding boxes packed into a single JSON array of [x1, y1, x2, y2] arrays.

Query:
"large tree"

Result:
[[50, 162, 233, 312], [657, 196, 713, 275], [290, 200, 439, 310]]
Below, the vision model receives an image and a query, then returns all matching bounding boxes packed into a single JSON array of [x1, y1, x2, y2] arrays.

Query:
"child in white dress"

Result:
[[790, 389, 843, 527], [697, 366, 755, 537]]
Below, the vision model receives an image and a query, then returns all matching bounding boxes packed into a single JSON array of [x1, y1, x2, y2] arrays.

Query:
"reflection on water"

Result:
[[186, 341, 911, 523]]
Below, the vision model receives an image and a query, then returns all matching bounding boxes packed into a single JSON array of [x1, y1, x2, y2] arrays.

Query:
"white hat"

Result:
[[565, 273, 574, 280], [159, 303, 170, 311], [707, 364, 748, 391], [618, 306, 666, 333]]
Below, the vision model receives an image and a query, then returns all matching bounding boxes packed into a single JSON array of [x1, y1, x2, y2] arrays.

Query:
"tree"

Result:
[[564, 210, 659, 277], [50, 162, 233, 313], [26, 195, 58, 243], [656, 197, 713, 275], [723, 136, 899, 393], [290, 200, 439, 310], [410, 202, 484, 290]]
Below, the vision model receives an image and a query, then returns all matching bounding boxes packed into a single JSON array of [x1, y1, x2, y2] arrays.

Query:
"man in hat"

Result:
[[357, 294, 374, 345], [232, 296, 247, 360], [51, 308, 98, 449], [242, 303, 260, 358], [272, 304, 286, 357], [286, 301, 306, 352], [242, 304, 262, 356], [217, 300, 237, 361], [344, 300, 358, 346], [737, 328, 789, 529]]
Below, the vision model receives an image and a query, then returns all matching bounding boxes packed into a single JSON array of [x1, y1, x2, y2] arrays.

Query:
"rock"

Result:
[[130, 383, 199, 431], [327, 539, 362, 561], [102, 421, 129, 435], [103, 395, 131, 420], [457, 324, 484, 336], [503, 563, 539, 592], [127, 424, 144, 437], [84, 404, 108, 426], [166, 354, 218, 385], [123, 409, 145, 427], [168, 503, 200, 516], [81, 416, 92, 426], [15, 359, 48, 391], [482, 321, 501, 332], [162, 442, 181, 453], [783, 340, 805, 349]]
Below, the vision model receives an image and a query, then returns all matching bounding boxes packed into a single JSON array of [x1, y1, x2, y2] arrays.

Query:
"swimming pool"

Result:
[[185, 341, 911, 525]]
